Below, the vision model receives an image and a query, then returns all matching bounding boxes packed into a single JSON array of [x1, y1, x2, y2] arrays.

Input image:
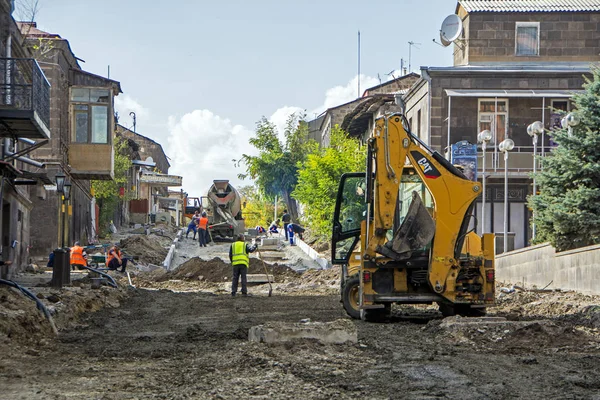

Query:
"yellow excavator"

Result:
[[332, 113, 495, 320]]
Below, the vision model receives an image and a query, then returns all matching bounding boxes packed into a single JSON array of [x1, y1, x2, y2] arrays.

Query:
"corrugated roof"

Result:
[[459, 0, 600, 12]]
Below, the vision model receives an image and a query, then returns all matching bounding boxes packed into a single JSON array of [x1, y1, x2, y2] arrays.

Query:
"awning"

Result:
[[444, 89, 583, 98]]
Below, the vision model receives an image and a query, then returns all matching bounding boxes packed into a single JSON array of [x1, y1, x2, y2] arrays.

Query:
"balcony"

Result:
[[477, 145, 554, 179], [0, 58, 51, 139]]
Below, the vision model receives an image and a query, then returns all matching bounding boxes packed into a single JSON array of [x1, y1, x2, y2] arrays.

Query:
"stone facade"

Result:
[[455, 6, 600, 65]]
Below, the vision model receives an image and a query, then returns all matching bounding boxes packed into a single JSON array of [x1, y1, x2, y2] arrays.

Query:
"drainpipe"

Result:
[[3, 139, 45, 168], [422, 68, 432, 146]]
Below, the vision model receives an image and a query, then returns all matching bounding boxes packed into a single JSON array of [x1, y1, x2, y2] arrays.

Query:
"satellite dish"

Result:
[[440, 32, 452, 47], [440, 14, 463, 43], [145, 156, 154, 163]]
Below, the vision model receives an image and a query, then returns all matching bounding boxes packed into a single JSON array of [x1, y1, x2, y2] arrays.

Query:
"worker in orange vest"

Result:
[[107, 243, 127, 273], [70, 241, 88, 270], [198, 212, 209, 247]]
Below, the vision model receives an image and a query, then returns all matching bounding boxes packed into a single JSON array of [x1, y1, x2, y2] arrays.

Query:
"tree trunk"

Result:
[[282, 189, 299, 222]]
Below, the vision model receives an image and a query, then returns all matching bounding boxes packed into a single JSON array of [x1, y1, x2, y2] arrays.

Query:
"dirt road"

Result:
[[2, 283, 600, 399]]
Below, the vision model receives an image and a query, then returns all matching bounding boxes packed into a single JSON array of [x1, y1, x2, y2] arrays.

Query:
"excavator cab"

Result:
[[332, 113, 495, 321]]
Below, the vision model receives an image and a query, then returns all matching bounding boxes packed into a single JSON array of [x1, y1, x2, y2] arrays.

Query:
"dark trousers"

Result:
[[186, 225, 197, 239], [231, 264, 247, 295], [198, 228, 207, 247], [283, 223, 289, 240], [108, 258, 127, 272]]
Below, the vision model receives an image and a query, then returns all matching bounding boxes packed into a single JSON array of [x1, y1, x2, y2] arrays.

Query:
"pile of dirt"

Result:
[[0, 286, 53, 344], [298, 265, 340, 287], [119, 235, 169, 265], [158, 257, 299, 283]]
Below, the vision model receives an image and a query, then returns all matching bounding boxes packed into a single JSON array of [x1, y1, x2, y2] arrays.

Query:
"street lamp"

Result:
[[55, 172, 65, 193], [561, 112, 580, 137], [499, 139, 514, 253], [527, 121, 544, 241], [477, 130, 493, 233]]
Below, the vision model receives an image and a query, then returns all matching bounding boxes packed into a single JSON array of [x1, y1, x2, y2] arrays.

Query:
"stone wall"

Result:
[[496, 243, 600, 295], [458, 12, 600, 65]]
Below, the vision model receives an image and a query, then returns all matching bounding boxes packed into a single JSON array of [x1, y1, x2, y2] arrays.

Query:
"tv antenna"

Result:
[[408, 41, 421, 73]]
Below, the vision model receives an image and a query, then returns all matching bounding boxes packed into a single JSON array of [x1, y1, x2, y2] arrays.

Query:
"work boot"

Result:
[[231, 293, 236, 297]]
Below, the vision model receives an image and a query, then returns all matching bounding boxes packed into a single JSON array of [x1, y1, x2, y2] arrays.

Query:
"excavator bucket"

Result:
[[377, 192, 436, 261]]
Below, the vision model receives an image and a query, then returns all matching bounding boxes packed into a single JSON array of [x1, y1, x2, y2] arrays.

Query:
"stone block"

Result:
[[261, 238, 279, 246], [246, 274, 274, 284], [248, 319, 358, 344]]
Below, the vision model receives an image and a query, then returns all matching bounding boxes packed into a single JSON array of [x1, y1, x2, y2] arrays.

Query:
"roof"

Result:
[[361, 73, 420, 97], [458, 0, 600, 13], [445, 89, 584, 97]]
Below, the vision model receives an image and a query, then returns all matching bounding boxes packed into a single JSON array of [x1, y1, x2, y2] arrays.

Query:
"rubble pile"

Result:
[[154, 257, 299, 283], [119, 235, 169, 265]]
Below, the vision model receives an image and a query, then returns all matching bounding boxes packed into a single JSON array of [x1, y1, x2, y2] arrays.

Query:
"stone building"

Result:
[[116, 124, 181, 225], [0, 1, 51, 271], [308, 73, 419, 146], [17, 22, 121, 257], [399, 0, 600, 251]]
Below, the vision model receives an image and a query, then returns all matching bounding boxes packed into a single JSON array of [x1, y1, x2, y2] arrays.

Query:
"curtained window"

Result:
[[516, 22, 539, 56]]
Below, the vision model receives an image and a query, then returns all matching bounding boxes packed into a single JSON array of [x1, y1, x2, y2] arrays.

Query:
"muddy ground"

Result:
[[2, 236, 600, 399]]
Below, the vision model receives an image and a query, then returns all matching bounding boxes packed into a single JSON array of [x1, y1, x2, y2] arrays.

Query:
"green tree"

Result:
[[239, 113, 317, 221], [238, 185, 285, 228], [92, 136, 133, 235], [293, 125, 366, 241], [529, 67, 600, 251]]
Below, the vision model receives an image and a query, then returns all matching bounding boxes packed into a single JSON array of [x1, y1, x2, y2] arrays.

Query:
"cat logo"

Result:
[[410, 151, 441, 179]]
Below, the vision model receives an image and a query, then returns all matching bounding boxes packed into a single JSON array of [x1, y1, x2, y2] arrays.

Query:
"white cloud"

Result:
[[166, 110, 255, 195], [269, 106, 305, 144], [318, 74, 380, 113], [114, 94, 150, 122]]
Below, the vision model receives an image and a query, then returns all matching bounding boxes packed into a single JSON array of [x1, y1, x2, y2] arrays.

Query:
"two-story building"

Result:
[[401, 0, 600, 251], [0, 0, 51, 271], [17, 22, 121, 257]]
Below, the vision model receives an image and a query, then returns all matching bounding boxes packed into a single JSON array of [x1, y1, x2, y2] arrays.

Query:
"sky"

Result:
[[27, 0, 456, 194]]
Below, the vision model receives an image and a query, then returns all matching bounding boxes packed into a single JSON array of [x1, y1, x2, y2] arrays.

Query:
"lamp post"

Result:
[[499, 139, 515, 253], [527, 121, 544, 241], [561, 112, 580, 137], [477, 130, 493, 233], [62, 179, 71, 248]]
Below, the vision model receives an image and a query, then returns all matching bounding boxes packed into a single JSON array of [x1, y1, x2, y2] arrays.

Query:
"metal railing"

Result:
[[0, 58, 50, 129], [477, 145, 555, 173]]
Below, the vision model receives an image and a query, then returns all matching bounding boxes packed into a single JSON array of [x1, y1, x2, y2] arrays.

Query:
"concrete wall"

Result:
[[496, 243, 600, 295]]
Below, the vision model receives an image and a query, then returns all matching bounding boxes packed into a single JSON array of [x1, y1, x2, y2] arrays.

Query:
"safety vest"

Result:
[[198, 216, 209, 230], [70, 245, 87, 266], [107, 248, 121, 264], [231, 241, 249, 267]]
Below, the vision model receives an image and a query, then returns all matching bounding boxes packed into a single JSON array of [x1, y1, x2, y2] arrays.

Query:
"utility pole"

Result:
[[408, 41, 421, 73], [357, 30, 361, 98]]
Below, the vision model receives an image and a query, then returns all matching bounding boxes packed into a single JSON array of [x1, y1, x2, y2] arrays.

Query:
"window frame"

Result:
[[478, 98, 509, 144], [515, 21, 540, 57], [70, 86, 112, 145]]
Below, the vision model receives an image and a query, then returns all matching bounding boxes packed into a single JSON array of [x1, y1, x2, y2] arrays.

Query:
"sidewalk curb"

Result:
[[295, 238, 331, 270], [163, 229, 184, 270]]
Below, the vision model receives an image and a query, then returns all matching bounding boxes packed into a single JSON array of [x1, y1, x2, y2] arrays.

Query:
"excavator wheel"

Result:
[[437, 302, 456, 317], [342, 275, 361, 319], [363, 304, 392, 322]]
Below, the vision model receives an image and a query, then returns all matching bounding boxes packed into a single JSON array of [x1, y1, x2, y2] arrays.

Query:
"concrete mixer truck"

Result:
[[200, 180, 245, 240]]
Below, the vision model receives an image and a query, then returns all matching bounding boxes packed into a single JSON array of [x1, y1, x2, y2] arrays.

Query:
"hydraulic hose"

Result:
[[80, 265, 118, 288], [0, 279, 59, 335]]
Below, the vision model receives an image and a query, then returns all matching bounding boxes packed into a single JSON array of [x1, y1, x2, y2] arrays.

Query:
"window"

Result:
[[70, 87, 111, 144], [478, 99, 508, 143], [550, 99, 570, 129], [515, 22, 539, 56], [417, 109, 422, 139]]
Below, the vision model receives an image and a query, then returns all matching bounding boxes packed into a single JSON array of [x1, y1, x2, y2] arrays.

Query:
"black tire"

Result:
[[363, 303, 391, 322], [342, 275, 361, 319], [438, 302, 456, 317]]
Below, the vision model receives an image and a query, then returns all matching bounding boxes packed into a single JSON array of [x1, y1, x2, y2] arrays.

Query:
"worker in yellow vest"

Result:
[[228, 234, 257, 297], [70, 241, 88, 270]]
